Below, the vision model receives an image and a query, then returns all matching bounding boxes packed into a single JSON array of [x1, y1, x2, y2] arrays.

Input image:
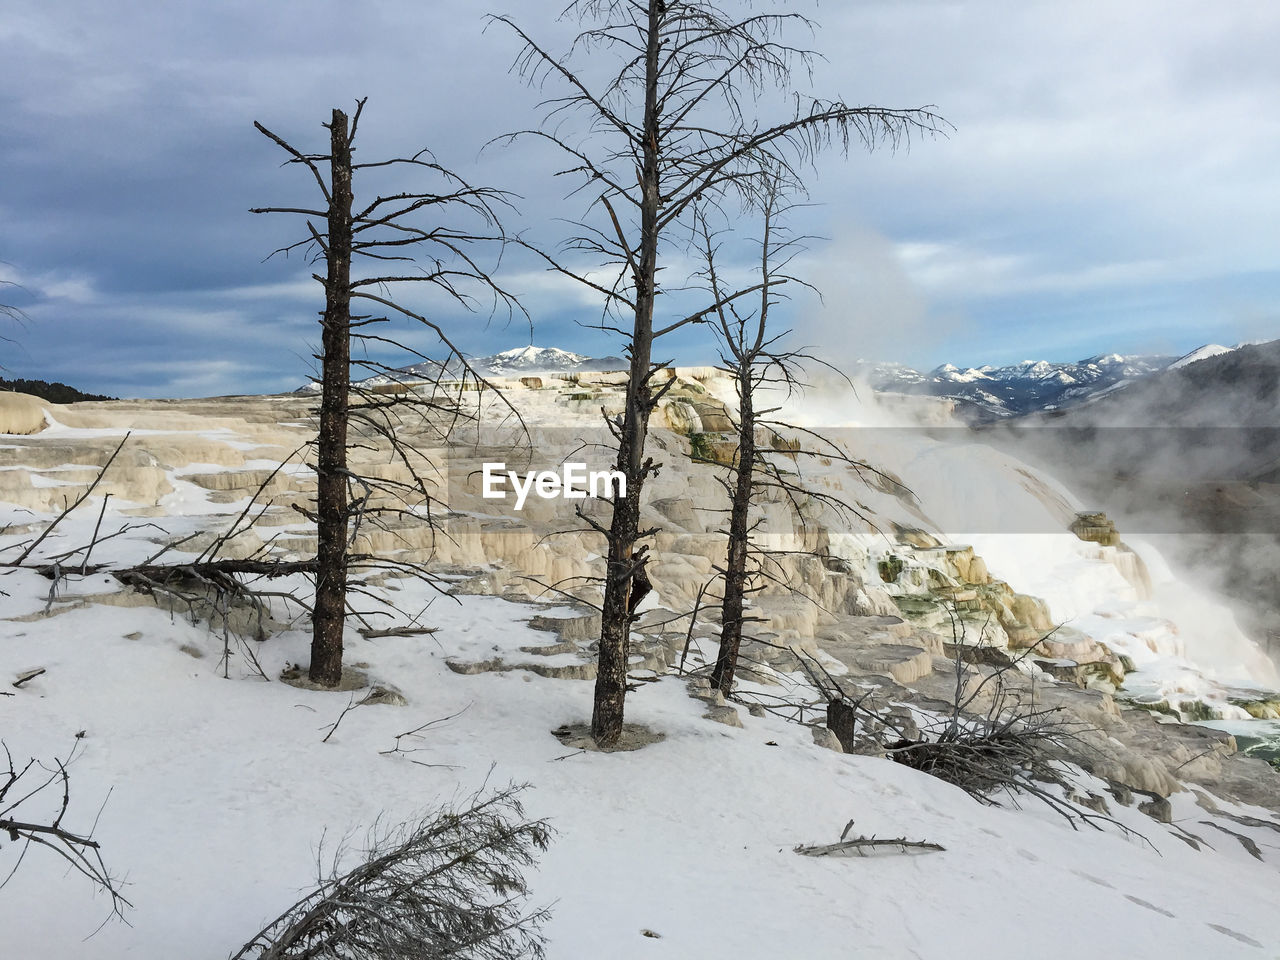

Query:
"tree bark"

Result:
[[710, 361, 755, 694], [826, 698, 860, 753], [590, 1, 663, 746], [310, 108, 354, 687]]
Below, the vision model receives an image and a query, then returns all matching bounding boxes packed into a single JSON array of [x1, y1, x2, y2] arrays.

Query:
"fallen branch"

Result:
[[321, 691, 372, 744], [358, 625, 439, 639], [229, 784, 551, 960], [379, 705, 470, 768], [794, 836, 945, 858], [12, 668, 44, 689], [0, 738, 130, 918]]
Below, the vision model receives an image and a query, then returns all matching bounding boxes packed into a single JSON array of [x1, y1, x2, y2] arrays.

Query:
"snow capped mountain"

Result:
[[301, 341, 1274, 418], [932, 363, 992, 383], [864, 340, 1276, 421], [301, 345, 629, 391], [472, 345, 625, 376], [1169, 343, 1232, 370], [862, 353, 1176, 421], [397, 345, 627, 380]]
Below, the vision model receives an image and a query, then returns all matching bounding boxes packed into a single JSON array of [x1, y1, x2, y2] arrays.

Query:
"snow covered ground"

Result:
[[6, 576, 1280, 959], [4, 389, 1280, 958]]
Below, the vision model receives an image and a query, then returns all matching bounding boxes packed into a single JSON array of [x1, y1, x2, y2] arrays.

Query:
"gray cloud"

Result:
[[2, 0, 1278, 395]]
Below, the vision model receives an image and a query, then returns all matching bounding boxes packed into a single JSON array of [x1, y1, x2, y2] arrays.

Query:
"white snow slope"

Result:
[[6, 578, 1280, 959], [3, 403, 1280, 959], [1169, 344, 1234, 370]]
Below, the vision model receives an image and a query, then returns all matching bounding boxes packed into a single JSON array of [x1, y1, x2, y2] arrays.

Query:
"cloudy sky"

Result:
[[2, 0, 1278, 397]]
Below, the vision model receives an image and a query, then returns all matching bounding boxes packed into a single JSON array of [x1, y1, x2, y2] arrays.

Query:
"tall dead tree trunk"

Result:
[[710, 355, 755, 693], [592, 2, 664, 743], [253, 101, 525, 689], [696, 196, 786, 696], [496, 1, 944, 745], [695, 184, 909, 695], [310, 109, 354, 686]]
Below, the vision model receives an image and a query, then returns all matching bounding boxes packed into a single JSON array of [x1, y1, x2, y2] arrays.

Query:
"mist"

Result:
[[975, 340, 1280, 657], [797, 227, 965, 373]]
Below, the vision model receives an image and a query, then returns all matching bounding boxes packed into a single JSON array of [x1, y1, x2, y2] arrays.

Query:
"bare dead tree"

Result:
[[0, 738, 130, 918], [692, 178, 812, 694], [684, 174, 918, 695], [493, 0, 946, 745], [252, 100, 526, 687]]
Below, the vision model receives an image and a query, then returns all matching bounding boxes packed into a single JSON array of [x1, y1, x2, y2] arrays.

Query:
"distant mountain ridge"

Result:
[[299, 346, 629, 392], [303, 341, 1273, 418], [369, 345, 627, 384], [460, 345, 627, 378], [860, 340, 1272, 422], [976, 338, 1280, 646], [1, 377, 114, 403]]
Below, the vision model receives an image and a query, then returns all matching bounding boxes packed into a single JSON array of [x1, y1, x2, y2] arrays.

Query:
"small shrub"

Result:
[[688, 432, 712, 461], [230, 785, 553, 960]]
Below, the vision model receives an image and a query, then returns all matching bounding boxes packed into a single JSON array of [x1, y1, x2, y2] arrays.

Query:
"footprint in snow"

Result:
[[1123, 894, 1173, 917], [1070, 868, 1110, 887], [1206, 923, 1263, 948]]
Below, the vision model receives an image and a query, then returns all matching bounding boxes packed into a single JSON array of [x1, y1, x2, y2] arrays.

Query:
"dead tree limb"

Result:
[[0, 739, 131, 918], [794, 836, 945, 857]]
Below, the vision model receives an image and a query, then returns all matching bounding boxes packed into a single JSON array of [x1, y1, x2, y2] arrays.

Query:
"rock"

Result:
[[445, 656, 597, 681], [1085, 755, 1180, 798], [528, 612, 601, 641], [842, 738, 888, 759], [850, 587, 902, 618], [1068, 791, 1111, 815], [0, 392, 50, 436], [691, 401, 735, 433], [363, 685, 408, 706], [519, 640, 578, 657], [692, 687, 727, 707], [1034, 658, 1097, 689], [946, 642, 1017, 670], [1070, 511, 1120, 546], [1106, 781, 1134, 807], [1139, 796, 1173, 823], [748, 704, 767, 718], [844, 644, 934, 685], [280, 665, 370, 692], [703, 705, 743, 728], [943, 545, 989, 584], [448, 572, 502, 595], [877, 555, 905, 583], [885, 705, 921, 742], [811, 726, 844, 753], [899, 529, 941, 549], [650, 497, 703, 531], [1231, 696, 1280, 720], [445, 657, 503, 676]]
